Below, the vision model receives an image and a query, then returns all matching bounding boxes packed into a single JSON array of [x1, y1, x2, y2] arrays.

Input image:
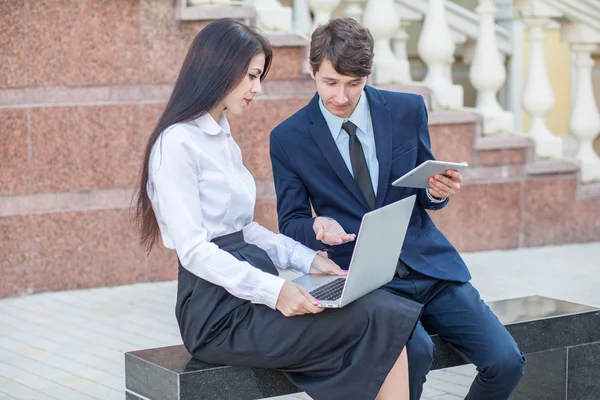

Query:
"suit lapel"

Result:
[[365, 87, 393, 209], [307, 94, 372, 210]]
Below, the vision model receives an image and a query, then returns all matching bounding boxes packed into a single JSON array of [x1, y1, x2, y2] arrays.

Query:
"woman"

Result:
[[134, 19, 421, 400]]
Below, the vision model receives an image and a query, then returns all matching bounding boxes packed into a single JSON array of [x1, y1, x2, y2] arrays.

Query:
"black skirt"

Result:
[[175, 231, 422, 400]]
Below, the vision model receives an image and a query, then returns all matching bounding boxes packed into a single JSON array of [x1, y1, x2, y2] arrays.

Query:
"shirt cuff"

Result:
[[290, 243, 317, 275], [254, 273, 286, 310], [426, 188, 447, 203]]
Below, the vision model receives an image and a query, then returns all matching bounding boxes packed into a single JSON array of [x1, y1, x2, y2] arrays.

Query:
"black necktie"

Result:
[[342, 121, 376, 209]]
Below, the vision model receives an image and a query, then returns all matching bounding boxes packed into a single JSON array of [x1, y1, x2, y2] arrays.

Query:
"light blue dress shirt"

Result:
[[318, 91, 379, 193], [318, 91, 445, 203]]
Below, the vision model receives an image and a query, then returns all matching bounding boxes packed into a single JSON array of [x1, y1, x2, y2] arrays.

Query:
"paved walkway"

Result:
[[0, 242, 598, 400]]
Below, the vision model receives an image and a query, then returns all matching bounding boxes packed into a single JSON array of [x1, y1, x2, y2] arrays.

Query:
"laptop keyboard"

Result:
[[309, 278, 346, 301]]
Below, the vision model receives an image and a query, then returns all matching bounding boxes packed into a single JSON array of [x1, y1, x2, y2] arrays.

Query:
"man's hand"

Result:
[[309, 254, 348, 276], [276, 281, 324, 317], [313, 216, 356, 246], [428, 169, 463, 200]]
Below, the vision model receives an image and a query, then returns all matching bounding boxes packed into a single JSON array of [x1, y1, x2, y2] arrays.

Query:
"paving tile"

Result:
[[0, 333, 62, 354], [0, 352, 71, 381], [429, 382, 470, 397], [11, 376, 57, 392], [54, 375, 121, 400], [0, 338, 30, 354], [93, 375, 124, 392], [0, 364, 29, 381], [0, 330, 123, 377], [40, 384, 96, 400], [433, 369, 476, 387], [0, 377, 55, 400], [424, 375, 447, 387], [422, 385, 447, 398], [446, 364, 478, 377]]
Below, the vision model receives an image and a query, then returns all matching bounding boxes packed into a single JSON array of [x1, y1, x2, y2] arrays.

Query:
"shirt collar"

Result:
[[194, 112, 231, 136], [318, 91, 369, 140]]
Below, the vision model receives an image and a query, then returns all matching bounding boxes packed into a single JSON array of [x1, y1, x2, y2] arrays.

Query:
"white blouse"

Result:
[[148, 112, 316, 310]]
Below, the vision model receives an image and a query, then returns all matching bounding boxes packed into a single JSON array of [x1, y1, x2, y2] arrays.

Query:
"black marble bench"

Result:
[[125, 295, 600, 400]]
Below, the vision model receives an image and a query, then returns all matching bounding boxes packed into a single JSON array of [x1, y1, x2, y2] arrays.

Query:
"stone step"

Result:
[[474, 135, 532, 167]]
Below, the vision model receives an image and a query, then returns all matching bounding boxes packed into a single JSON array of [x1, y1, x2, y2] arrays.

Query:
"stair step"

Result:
[[526, 159, 579, 176], [475, 134, 531, 151], [577, 182, 600, 200], [428, 109, 481, 126], [175, 4, 255, 21], [474, 135, 532, 166]]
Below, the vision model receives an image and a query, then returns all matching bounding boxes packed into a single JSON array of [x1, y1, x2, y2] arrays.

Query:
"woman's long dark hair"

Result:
[[134, 19, 272, 252]]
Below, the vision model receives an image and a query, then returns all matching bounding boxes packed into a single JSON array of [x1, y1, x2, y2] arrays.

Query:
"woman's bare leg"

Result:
[[376, 347, 410, 400]]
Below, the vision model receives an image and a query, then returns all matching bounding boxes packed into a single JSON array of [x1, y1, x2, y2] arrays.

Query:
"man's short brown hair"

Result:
[[309, 17, 374, 77]]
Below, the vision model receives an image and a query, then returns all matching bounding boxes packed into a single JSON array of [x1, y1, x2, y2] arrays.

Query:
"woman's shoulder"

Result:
[[149, 121, 201, 165], [159, 121, 198, 145]]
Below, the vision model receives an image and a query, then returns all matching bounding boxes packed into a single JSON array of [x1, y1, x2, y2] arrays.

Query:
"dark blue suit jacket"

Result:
[[270, 86, 470, 282]]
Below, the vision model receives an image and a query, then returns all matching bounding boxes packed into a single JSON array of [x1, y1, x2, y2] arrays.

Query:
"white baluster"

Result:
[[363, 0, 403, 84], [417, 0, 463, 109], [393, 3, 422, 84], [469, 0, 513, 135], [254, 0, 293, 32], [391, 20, 413, 83], [292, 0, 312, 35], [306, 0, 341, 32], [521, 18, 562, 158], [569, 43, 600, 182], [344, 0, 363, 21]]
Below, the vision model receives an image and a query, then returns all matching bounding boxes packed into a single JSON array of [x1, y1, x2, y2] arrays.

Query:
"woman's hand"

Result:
[[276, 281, 324, 317], [309, 254, 348, 276]]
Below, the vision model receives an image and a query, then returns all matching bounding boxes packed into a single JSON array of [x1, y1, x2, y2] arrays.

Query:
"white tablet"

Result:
[[391, 160, 468, 189]]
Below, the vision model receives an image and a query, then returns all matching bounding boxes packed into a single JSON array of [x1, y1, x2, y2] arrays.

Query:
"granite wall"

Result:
[[0, 0, 311, 297], [1, 1, 599, 298]]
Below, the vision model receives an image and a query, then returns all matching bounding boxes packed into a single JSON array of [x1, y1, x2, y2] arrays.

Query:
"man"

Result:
[[269, 17, 525, 400]]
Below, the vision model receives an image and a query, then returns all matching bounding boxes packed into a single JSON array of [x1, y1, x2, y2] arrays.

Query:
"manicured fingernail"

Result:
[[315, 300, 321, 304], [344, 270, 349, 274]]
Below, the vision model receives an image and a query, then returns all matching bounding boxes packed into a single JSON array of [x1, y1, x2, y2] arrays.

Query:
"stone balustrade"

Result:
[[182, 0, 600, 183], [515, 0, 600, 182]]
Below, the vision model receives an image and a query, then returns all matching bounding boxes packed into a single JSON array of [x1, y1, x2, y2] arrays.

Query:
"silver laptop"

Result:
[[293, 195, 416, 308]]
